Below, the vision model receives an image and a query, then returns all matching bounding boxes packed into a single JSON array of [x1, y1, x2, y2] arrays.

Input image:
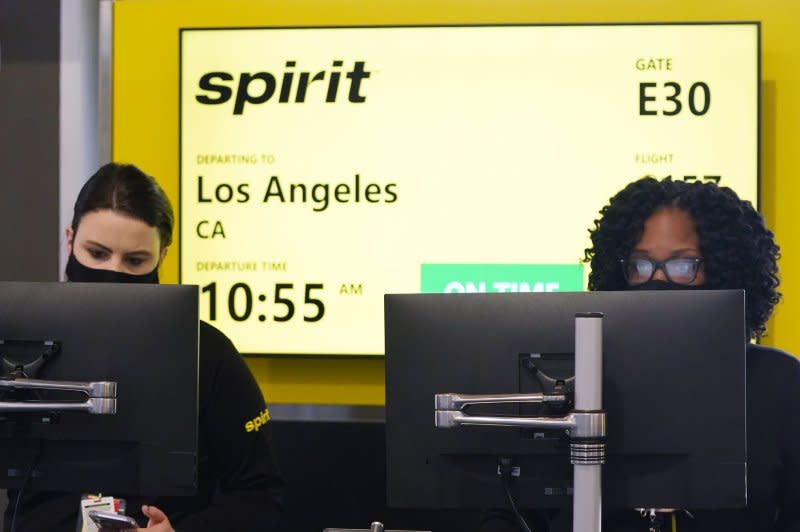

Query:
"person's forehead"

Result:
[[76, 209, 159, 249], [641, 208, 698, 239], [632, 208, 700, 258]]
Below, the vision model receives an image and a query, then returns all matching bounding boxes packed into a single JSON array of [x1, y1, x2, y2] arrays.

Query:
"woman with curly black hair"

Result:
[[585, 176, 780, 340], [584, 176, 800, 532]]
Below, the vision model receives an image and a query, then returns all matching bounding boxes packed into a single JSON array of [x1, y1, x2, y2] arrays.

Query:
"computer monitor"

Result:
[[385, 290, 746, 511], [0, 281, 199, 496]]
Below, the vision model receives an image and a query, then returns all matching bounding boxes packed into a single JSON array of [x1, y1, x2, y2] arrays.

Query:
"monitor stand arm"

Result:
[[0, 338, 117, 415], [434, 312, 605, 532], [0, 377, 118, 414]]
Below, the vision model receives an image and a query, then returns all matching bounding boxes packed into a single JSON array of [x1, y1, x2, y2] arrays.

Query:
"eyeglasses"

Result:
[[620, 257, 704, 286]]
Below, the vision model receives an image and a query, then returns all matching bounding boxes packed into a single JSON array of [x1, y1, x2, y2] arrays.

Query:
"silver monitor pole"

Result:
[[572, 312, 604, 532]]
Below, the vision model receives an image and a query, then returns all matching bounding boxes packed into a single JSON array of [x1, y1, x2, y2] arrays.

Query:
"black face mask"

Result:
[[65, 254, 159, 284], [627, 279, 705, 291]]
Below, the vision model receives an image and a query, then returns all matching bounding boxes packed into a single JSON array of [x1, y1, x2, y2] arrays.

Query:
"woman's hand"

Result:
[[133, 505, 175, 532]]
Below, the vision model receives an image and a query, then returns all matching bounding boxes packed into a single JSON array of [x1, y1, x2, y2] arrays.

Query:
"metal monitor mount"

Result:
[[434, 313, 606, 532], [0, 339, 117, 416]]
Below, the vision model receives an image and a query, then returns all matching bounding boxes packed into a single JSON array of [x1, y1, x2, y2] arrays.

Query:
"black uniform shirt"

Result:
[[4, 322, 285, 532]]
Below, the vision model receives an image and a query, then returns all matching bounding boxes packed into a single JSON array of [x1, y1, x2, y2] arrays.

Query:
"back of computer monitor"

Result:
[[0, 281, 199, 496], [385, 290, 746, 511]]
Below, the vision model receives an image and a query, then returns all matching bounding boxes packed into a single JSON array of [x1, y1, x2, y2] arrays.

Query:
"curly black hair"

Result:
[[584, 177, 780, 340]]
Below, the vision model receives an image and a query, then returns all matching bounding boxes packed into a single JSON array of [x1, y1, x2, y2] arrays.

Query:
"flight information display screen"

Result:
[[180, 23, 758, 355]]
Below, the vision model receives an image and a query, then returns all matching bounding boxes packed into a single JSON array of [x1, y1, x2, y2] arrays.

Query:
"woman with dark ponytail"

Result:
[[6, 163, 285, 532]]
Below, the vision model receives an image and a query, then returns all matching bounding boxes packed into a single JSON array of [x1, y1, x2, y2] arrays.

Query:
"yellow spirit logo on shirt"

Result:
[[244, 408, 271, 432]]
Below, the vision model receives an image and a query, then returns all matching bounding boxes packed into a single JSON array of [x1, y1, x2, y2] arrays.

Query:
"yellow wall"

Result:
[[114, 0, 800, 405]]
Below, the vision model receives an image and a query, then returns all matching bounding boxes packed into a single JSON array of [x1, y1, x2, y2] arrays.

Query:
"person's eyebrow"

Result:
[[83, 240, 112, 253], [630, 248, 700, 256], [123, 250, 154, 258]]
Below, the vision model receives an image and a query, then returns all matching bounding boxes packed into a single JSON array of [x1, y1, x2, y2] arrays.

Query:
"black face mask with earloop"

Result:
[[65, 254, 159, 284]]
